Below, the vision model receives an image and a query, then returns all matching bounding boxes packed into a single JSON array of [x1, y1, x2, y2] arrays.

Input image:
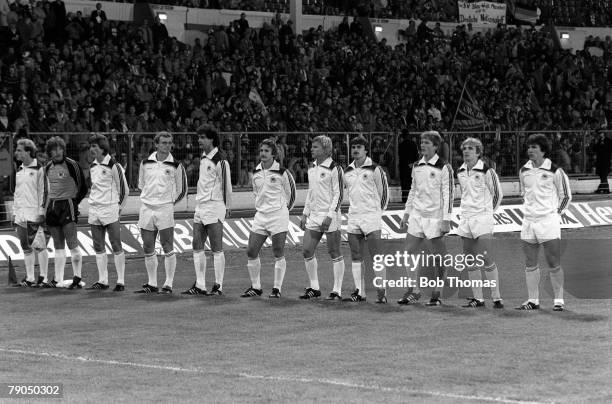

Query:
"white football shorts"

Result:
[[346, 213, 381, 236], [456, 214, 494, 239], [194, 201, 226, 226], [251, 208, 289, 236], [520, 214, 561, 244], [138, 204, 175, 231], [88, 204, 120, 227]]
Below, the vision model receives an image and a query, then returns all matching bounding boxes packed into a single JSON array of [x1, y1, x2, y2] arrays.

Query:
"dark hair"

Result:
[[45, 136, 66, 157], [351, 135, 368, 150], [527, 133, 550, 155], [88, 133, 110, 155], [259, 138, 278, 157], [196, 124, 220, 148]]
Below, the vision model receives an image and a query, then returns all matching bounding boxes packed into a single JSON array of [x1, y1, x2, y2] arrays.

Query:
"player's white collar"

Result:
[[459, 159, 483, 171], [148, 152, 174, 163], [256, 160, 280, 171], [203, 147, 218, 160], [349, 156, 372, 169], [314, 157, 333, 168], [418, 154, 439, 165], [21, 159, 39, 169], [524, 158, 551, 170], [92, 154, 111, 166]]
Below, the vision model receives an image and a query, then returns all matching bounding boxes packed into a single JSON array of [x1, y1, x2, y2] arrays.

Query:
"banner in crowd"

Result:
[[458, 1, 507, 25], [452, 78, 489, 129], [1, 201, 611, 261], [506, 0, 539, 24]]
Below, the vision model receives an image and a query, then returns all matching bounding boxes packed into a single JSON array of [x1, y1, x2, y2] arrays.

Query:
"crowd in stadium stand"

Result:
[[0, 0, 612, 194], [147, 0, 612, 27]]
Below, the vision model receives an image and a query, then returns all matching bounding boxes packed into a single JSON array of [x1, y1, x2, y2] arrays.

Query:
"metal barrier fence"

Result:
[[0, 129, 602, 205]]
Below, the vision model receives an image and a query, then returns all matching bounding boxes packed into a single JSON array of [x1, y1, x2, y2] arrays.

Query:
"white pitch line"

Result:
[[0, 347, 546, 404]]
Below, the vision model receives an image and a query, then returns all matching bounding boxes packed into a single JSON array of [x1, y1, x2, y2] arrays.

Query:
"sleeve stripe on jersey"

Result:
[[380, 168, 388, 210], [287, 171, 296, 209], [116, 165, 127, 206], [221, 161, 228, 205], [447, 165, 453, 214], [335, 166, 343, 212], [175, 166, 188, 204], [42, 167, 49, 208], [559, 171, 570, 212], [491, 170, 500, 209]]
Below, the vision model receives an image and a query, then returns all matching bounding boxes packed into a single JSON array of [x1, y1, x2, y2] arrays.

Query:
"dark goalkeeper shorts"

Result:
[[46, 199, 79, 227]]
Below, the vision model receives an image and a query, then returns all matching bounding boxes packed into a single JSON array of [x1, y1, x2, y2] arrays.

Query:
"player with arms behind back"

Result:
[[299, 135, 344, 301], [86, 133, 129, 291], [135, 131, 188, 294], [517, 134, 571, 311], [183, 124, 232, 296], [343, 135, 389, 303], [13, 138, 49, 287], [456, 137, 504, 308], [241, 138, 296, 299], [399, 131, 453, 306]]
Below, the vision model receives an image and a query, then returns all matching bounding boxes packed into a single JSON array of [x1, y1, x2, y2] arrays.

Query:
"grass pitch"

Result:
[[1, 227, 611, 403]]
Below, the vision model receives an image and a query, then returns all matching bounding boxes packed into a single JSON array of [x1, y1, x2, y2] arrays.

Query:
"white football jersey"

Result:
[[404, 154, 454, 220], [519, 158, 571, 220]]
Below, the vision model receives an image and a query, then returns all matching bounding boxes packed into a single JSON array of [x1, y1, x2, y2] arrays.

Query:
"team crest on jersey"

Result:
[[270, 177, 277, 183], [541, 173, 548, 179], [474, 174, 480, 180], [362, 173, 368, 180], [29, 172, 35, 177], [320, 172, 326, 178], [430, 172, 435, 178], [102, 169, 107, 175], [58, 172, 66, 178], [165, 169, 171, 176], [207, 165, 212, 171]]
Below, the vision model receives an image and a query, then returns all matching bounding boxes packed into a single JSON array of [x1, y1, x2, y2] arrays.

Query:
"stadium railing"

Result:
[[0, 129, 600, 226]]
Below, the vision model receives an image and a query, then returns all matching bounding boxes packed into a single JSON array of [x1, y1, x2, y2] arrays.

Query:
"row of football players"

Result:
[[13, 128, 571, 309]]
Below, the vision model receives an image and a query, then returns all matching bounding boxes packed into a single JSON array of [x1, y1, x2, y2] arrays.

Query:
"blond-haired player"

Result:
[[457, 137, 503, 308], [135, 131, 188, 294], [299, 135, 344, 301], [13, 138, 49, 287]]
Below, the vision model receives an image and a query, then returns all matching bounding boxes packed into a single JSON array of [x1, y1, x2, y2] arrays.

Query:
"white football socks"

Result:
[[304, 255, 320, 290], [38, 249, 49, 282], [164, 252, 176, 288], [193, 250, 207, 290], [525, 266, 540, 305], [114, 251, 125, 285], [468, 266, 484, 301], [70, 247, 82, 278], [351, 261, 362, 295], [95, 253, 108, 285], [247, 257, 261, 290], [144, 253, 158, 287], [213, 251, 225, 289], [54, 249, 66, 283], [274, 257, 286, 291], [550, 266, 564, 305], [484, 262, 501, 301], [332, 256, 344, 295], [24, 252, 35, 282]]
